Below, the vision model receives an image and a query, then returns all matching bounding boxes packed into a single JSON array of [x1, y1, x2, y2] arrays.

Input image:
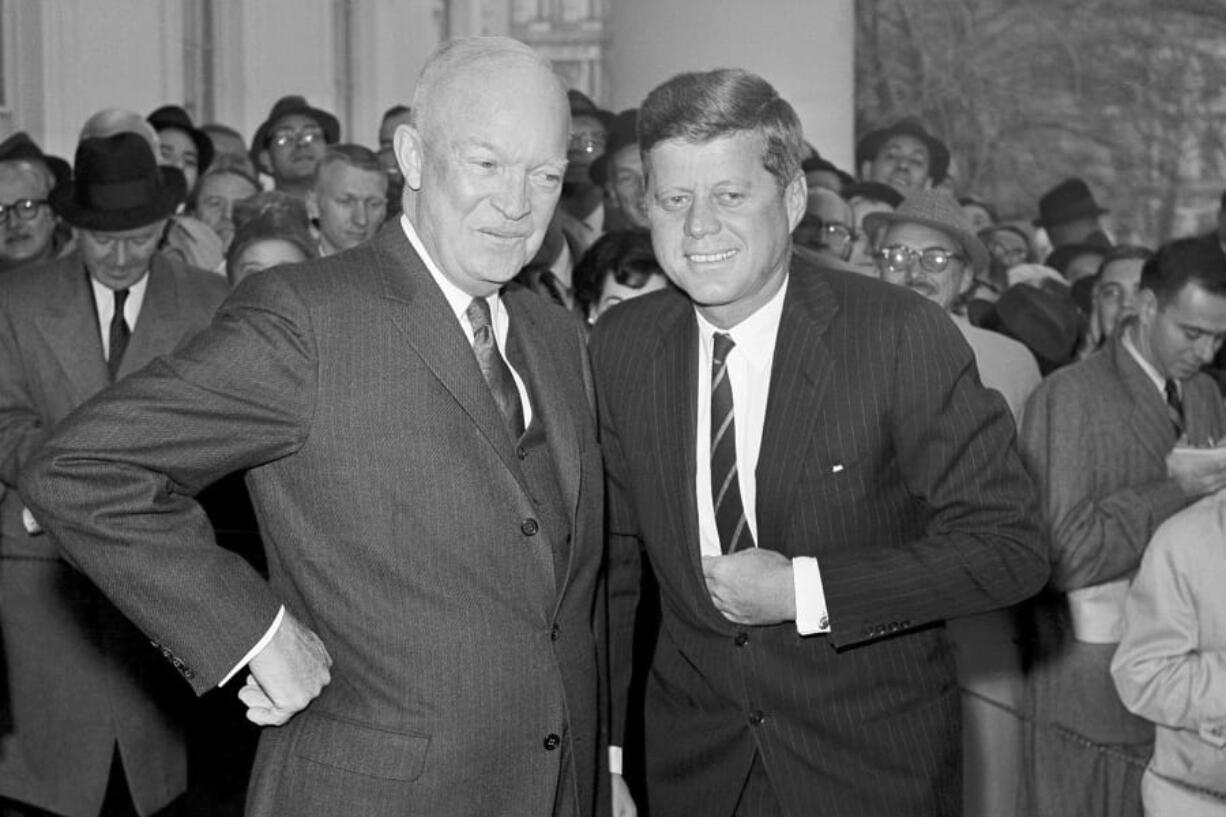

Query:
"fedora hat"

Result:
[[1034, 177, 1108, 228], [147, 104, 214, 174], [862, 188, 989, 275], [50, 132, 185, 231], [855, 117, 951, 185], [249, 95, 340, 165], [588, 108, 639, 188], [0, 131, 72, 191], [988, 283, 1082, 373]]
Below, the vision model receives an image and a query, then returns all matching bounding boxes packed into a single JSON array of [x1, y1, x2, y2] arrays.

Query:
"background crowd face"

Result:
[[1137, 282, 1226, 382], [156, 126, 200, 190], [877, 221, 969, 311], [565, 112, 607, 187], [1094, 257, 1144, 341], [400, 55, 569, 297], [194, 171, 260, 249], [862, 134, 931, 192], [607, 142, 649, 228], [264, 113, 327, 185], [311, 161, 388, 253], [230, 238, 310, 286], [0, 163, 55, 265], [646, 130, 804, 329]]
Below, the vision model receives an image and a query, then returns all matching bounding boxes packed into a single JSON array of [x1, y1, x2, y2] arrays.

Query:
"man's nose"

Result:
[[493, 170, 530, 220], [684, 198, 720, 239]]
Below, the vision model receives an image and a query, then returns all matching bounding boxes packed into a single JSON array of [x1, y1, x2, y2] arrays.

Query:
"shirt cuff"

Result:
[[609, 745, 623, 776], [793, 556, 830, 635], [218, 605, 285, 688]]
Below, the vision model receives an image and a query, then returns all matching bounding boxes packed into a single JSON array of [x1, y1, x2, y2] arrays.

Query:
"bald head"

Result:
[[408, 37, 566, 143], [79, 108, 159, 153]]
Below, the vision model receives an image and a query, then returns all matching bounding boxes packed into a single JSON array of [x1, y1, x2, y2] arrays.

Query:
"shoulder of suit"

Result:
[[590, 285, 688, 352], [1030, 344, 1117, 406], [0, 252, 81, 305]]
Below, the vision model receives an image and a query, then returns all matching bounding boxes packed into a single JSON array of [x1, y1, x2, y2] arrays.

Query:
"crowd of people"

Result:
[[1, 31, 1225, 817]]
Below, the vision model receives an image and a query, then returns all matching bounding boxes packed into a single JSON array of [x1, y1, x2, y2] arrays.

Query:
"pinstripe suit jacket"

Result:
[[591, 257, 1047, 817], [0, 251, 228, 817], [20, 224, 607, 817]]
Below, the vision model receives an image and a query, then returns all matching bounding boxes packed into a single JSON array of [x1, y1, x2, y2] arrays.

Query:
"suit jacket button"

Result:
[[734, 631, 749, 647], [543, 733, 561, 751], [517, 446, 527, 460], [550, 624, 560, 642], [863, 624, 875, 637], [748, 710, 765, 726], [521, 518, 539, 536]]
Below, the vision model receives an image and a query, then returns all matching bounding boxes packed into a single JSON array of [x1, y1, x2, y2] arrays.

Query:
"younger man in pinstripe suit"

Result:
[[592, 68, 1046, 817]]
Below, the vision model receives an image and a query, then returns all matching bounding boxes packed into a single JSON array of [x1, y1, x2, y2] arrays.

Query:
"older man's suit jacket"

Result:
[[1018, 334, 1226, 817], [0, 252, 228, 817], [21, 224, 606, 817], [590, 259, 1047, 817]]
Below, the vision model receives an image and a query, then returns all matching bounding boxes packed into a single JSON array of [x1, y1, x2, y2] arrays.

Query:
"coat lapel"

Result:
[[756, 266, 838, 552], [371, 226, 530, 491], [1111, 335, 1177, 461], [32, 256, 110, 403], [648, 302, 707, 607], [120, 255, 183, 378]]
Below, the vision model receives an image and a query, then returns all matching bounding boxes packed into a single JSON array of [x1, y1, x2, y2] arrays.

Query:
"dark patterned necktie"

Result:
[[467, 297, 525, 439], [107, 288, 131, 381], [1165, 378, 1185, 438], [710, 332, 755, 554]]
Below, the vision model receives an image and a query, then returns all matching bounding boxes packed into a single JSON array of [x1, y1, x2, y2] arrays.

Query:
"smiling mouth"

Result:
[[688, 249, 738, 264]]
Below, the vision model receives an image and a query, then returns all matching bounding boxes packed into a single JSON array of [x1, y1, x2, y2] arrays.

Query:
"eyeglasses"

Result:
[[568, 134, 606, 154], [0, 198, 48, 223], [270, 126, 325, 149], [795, 216, 856, 253], [874, 244, 966, 275]]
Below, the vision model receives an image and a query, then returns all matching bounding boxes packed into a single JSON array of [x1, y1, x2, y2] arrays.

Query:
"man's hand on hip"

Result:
[[238, 611, 332, 726], [702, 548, 796, 625]]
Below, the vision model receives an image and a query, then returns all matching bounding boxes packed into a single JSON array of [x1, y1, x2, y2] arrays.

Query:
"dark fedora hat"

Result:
[[589, 108, 639, 188], [855, 117, 951, 185], [50, 132, 185, 231], [147, 104, 214, 174], [988, 283, 1083, 373], [1034, 177, 1108, 228], [0, 131, 72, 191], [249, 95, 341, 164]]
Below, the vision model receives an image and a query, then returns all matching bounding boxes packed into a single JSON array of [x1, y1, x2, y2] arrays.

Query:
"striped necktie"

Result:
[[710, 332, 755, 554], [1165, 378, 1185, 439], [467, 297, 525, 439]]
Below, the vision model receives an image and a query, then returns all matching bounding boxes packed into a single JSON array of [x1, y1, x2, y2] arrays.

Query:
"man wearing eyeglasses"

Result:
[[792, 187, 859, 269], [0, 132, 71, 274], [867, 189, 1041, 817], [251, 95, 341, 201]]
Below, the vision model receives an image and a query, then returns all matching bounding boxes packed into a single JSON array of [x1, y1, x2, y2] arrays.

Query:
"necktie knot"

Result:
[[1165, 378, 1185, 437], [712, 332, 736, 367], [466, 296, 493, 337]]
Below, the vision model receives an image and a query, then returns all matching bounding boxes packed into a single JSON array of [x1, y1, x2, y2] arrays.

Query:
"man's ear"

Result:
[[1137, 288, 1158, 326], [784, 171, 807, 233], [395, 124, 425, 191]]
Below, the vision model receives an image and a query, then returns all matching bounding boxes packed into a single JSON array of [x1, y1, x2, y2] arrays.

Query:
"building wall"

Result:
[[7, 0, 851, 170]]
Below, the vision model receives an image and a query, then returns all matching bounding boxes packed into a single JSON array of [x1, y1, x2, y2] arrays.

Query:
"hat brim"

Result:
[[50, 166, 185, 232], [863, 209, 990, 276]]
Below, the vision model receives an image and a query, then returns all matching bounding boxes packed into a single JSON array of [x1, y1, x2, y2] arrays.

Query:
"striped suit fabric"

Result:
[[592, 254, 1048, 817]]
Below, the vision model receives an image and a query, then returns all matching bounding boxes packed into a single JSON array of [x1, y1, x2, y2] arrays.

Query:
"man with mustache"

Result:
[[0, 132, 71, 274]]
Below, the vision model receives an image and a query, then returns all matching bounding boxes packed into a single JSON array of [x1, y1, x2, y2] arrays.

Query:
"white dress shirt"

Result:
[[90, 272, 149, 360], [692, 278, 830, 636]]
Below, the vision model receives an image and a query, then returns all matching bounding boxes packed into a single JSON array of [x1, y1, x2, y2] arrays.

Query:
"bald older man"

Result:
[[21, 37, 605, 817]]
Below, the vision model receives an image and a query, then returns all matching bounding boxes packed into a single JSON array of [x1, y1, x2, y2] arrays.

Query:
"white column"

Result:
[[604, 0, 855, 169]]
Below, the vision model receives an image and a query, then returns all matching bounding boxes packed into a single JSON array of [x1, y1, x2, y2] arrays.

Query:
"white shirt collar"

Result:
[[1122, 325, 1169, 395], [693, 276, 789, 369], [399, 213, 503, 328]]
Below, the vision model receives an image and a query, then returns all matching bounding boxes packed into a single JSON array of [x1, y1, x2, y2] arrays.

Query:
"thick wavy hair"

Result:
[[637, 68, 806, 189]]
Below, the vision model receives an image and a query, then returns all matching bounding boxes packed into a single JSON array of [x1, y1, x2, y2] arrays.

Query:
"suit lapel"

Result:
[[372, 226, 530, 491], [756, 267, 838, 552], [649, 303, 707, 605], [32, 256, 110, 403], [120, 255, 182, 378], [1111, 336, 1177, 460]]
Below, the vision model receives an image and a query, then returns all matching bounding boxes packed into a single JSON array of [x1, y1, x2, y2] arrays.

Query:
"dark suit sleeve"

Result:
[[0, 294, 49, 489], [20, 271, 317, 692], [820, 302, 1048, 648]]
